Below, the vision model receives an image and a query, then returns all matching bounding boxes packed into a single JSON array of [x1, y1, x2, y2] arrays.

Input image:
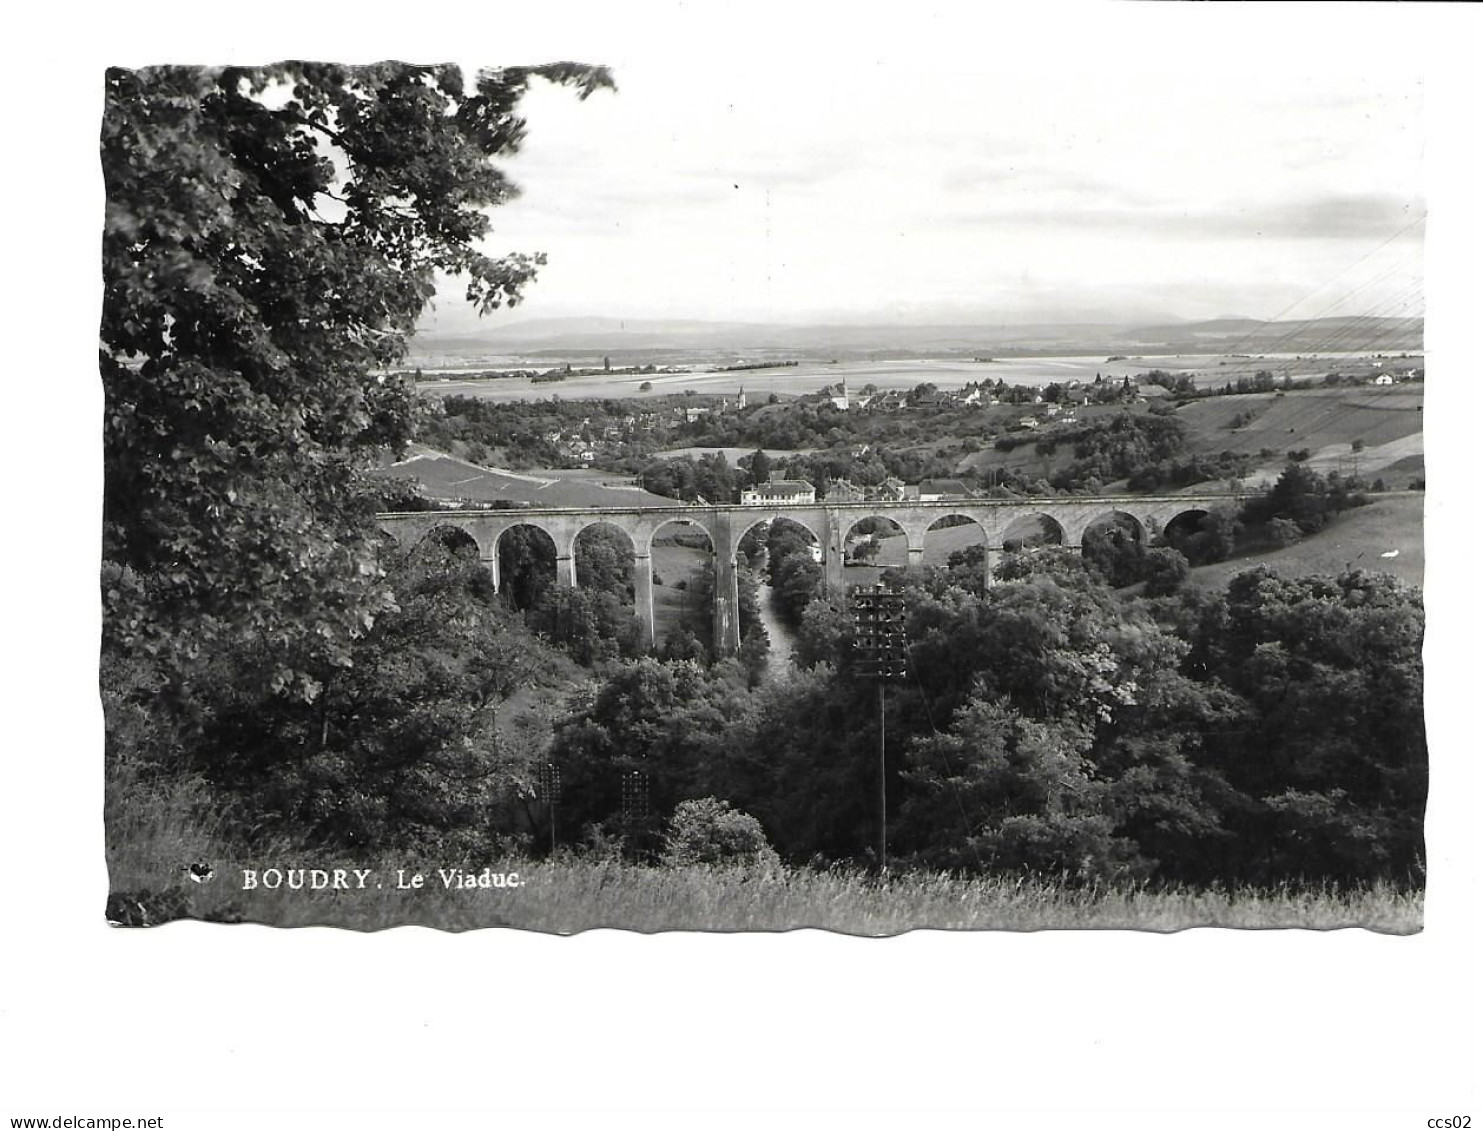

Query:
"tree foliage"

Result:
[[1241, 464, 1368, 539], [661, 798, 780, 869], [101, 61, 614, 698], [166, 536, 567, 853], [101, 61, 614, 861], [540, 556, 1424, 887]]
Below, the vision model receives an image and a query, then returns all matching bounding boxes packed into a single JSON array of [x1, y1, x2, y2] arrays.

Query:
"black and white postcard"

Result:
[[6, 2, 1479, 1125]]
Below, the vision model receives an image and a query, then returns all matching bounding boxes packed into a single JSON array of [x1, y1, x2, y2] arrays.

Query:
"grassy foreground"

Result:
[[108, 854, 1423, 934], [105, 767, 1421, 934]]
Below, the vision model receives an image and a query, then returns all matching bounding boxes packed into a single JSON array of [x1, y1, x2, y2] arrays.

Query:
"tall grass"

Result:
[[106, 759, 1422, 934], [108, 835, 1423, 935]]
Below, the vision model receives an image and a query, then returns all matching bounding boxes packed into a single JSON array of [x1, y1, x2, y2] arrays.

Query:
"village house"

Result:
[[872, 391, 906, 412], [824, 478, 867, 503], [874, 477, 907, 502], [741, 474, 817, 506], [917, 478, 972, 502]]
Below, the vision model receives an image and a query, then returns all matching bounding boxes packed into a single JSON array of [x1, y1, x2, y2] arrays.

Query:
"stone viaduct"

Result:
[[377, 494, 1243, 655]]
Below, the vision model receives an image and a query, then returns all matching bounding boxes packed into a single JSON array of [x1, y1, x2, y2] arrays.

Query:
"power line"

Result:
[[1214, 216, 1426, 360]]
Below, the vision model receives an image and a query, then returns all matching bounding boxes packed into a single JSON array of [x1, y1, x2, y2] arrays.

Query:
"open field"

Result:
[[417, 353, 1421, 404], [1184, 491, 1424, 592], [372, 448, 676, 508], [949, 385, 1424, 485], [1175, 385, 1424, 487], [1177, 386, 1423, 455], [110, 856, 1422, 935]]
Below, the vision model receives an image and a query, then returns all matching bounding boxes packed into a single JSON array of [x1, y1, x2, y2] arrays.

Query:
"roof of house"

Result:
[[919, 478, 970, 497], [747, 480, 816, 496]]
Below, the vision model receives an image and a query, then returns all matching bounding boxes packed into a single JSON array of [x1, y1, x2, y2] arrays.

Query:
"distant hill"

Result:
[[408, 314, 1422, 364], [1123, 316, 1423, 354]]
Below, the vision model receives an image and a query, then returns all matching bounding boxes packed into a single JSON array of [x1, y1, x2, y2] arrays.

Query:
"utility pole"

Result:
[[621, 768, 651, 858], [536, 762, 561, 858], [852, 584, 907, 873]]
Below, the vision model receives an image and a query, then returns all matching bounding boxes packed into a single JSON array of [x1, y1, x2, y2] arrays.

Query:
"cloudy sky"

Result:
[[420, 7, 1427, 333]]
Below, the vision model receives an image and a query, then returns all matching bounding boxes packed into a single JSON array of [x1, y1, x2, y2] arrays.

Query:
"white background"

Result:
[[0, 3, 1477, 1126]]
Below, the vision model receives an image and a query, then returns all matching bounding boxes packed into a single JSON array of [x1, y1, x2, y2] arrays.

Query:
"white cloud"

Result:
[[419, 8, 1429, 329]]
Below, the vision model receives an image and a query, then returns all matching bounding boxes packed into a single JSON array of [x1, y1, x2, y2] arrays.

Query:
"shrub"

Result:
[[1268, 517, 1303, 547], [980, 814, 1149, 885], [1143, 546, 1191, 597], [661, 797, 780, 868]]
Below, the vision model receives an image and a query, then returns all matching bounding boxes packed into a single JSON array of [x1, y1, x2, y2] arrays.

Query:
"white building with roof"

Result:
[[741, 477, 817, 505]]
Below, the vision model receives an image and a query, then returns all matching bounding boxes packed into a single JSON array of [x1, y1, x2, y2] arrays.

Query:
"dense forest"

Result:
[[539, 553, 1425, 884]]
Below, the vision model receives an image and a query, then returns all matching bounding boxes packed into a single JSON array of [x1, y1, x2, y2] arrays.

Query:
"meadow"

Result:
[[111, 853, 1423, 935], [1182, 490, 1424, 591]]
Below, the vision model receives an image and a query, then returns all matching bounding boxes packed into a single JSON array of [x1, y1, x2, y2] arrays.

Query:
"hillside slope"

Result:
[[372, 449, 679, 509], [1184, 491, 1423, 592]]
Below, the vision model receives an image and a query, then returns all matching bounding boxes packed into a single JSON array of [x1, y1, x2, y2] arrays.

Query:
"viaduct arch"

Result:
[[378, 495, 1239, 654]]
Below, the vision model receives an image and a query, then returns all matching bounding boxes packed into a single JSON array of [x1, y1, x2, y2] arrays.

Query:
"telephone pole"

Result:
[[535, 762, 561, 857], [852, 584, 907, 873]]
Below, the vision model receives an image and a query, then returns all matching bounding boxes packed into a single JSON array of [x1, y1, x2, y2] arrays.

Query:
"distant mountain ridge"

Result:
[[407, 314, 1422, 362], [1126, 315, 1423, 348]]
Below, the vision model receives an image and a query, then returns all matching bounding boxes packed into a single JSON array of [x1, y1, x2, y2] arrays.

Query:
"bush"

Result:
[[1268, 517, 1303, 547], [661, 797, 780, 868], [1142, 546, 1191, 597], [980, 814, 1149, 885]]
